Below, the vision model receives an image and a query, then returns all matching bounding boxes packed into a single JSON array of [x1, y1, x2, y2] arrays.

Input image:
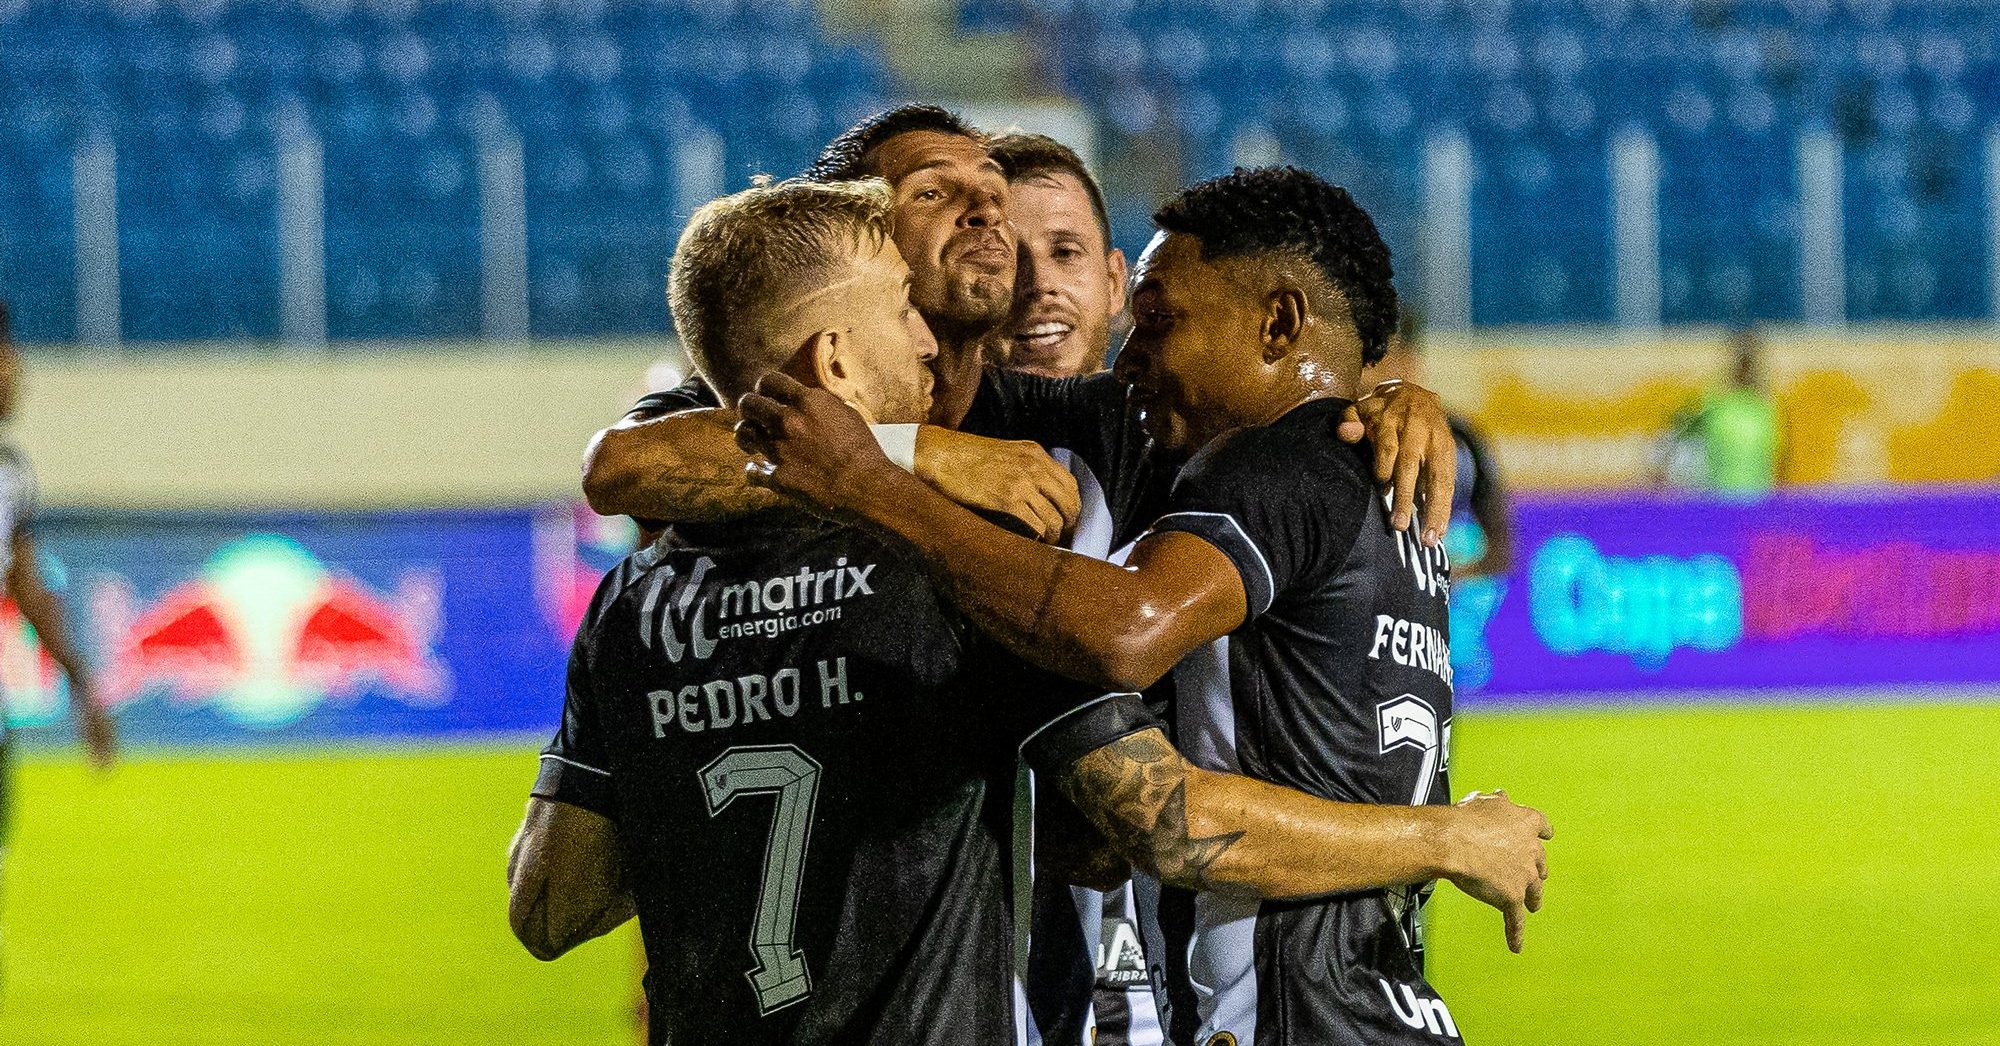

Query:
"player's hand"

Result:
[[1336, 380, 1456, 546], [74, 679, 118, 771], [734, 373, 896, 517], [915, 427, 1079, 545], [1440, 789, 1552, 954]]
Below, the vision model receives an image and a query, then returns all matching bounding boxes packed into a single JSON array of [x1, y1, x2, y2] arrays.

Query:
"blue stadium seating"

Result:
[[2, 0, 1995, 338], [966, 0, 2000, 326], [0, 0, 891, 341]]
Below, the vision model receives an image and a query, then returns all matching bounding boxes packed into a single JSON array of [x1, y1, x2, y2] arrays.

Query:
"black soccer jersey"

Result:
[[1141, 397, 1459, 1046], [534, 514, 1154, 1045], [960, 369, 1167, 546]]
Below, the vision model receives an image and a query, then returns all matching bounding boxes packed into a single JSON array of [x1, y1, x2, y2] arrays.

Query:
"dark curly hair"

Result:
[[805, 104, 981, 183], [1153, 166, 1399, 366]]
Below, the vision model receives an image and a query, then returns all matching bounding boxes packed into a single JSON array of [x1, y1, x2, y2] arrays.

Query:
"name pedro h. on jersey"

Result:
[[636, 553, 881, 735]]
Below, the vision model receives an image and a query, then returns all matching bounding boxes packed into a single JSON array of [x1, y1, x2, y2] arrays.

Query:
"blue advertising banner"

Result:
[[7, 489, 1995, 746], [1450, 488, 2000, 702], [2, 505, 638, 746]]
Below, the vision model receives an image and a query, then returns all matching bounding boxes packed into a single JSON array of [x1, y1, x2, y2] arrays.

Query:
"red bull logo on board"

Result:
[[93, 534, 449, 727]]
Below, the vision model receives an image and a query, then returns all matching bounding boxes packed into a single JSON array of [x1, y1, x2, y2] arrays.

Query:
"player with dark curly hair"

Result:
[[736, 166, 1551, 1046]]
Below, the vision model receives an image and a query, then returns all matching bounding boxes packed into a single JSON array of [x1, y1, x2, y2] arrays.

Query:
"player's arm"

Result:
[[1337, 379, 1458, 541], [511, 570, 638, 961], [1034, 787, 1133, 892], [973, 368, 1458, 541], [507, 797, 635, 961], [8, 530, 114, 767], [583, 397, 786, 523], [1044, 726, 1553, 952], [737, 376, 1242, 691], [583, 398, 1081, 542]]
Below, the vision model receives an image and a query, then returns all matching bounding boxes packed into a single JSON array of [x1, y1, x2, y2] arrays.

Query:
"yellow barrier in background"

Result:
[[1420, 327, 2000, 489]]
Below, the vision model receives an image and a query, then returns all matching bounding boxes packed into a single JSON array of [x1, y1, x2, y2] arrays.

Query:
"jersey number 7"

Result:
[[699, 744, 823, 1015]]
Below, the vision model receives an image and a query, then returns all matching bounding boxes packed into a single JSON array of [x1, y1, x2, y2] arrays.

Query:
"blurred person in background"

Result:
[[0, 300, 117, 987], [1368, 309, 1513, 579], [1655, 328, 1785, 495]]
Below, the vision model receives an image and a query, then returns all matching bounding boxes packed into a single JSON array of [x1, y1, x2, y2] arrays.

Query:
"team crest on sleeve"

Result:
[[1376, 695, 1438, 755]]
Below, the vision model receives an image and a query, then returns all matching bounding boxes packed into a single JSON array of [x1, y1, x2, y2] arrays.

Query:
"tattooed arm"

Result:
[[507, 797, 635, 960], [584, 406, 787, 523], [1056, 728, 1553, 935]]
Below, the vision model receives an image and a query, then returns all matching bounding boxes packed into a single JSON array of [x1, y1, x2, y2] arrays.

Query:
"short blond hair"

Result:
[[668, 177, 894, 400]]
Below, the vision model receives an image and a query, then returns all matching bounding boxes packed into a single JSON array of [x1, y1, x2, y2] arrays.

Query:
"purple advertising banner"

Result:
[[1450, 487, 2000, 703]]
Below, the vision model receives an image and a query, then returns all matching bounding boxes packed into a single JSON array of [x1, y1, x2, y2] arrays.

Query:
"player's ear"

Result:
[[796, 329, 846, 391], [1104, 248, 1129, 318], [1262, 287, 1306, 362]]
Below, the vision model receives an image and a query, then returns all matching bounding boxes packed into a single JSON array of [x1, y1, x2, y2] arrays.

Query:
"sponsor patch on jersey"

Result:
[[640, 555, 878, 664], [1097, 916, 1152, 990]]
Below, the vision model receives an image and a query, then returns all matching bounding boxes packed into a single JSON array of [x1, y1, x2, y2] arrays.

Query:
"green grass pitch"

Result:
[[3, 699, 1996, 1045]]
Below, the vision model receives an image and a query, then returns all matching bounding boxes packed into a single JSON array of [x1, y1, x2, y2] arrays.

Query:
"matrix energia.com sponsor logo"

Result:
[[639, 556, 878, 664]]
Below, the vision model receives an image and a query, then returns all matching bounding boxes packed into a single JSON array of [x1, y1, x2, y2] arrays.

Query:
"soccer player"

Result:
[[0, 300, 117, 982], [735, 167, 1548, 1045], [986, 130, 1160, 1046], [511, 178, 1552, 1043]]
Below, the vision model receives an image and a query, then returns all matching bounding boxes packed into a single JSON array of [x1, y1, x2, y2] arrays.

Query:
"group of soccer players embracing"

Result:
[[506, 105, 1555, 1046]]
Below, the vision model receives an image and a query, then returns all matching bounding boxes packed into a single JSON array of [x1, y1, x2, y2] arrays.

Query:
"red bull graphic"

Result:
[[1, 509, 582, 746], [94, 535, 447, 728]]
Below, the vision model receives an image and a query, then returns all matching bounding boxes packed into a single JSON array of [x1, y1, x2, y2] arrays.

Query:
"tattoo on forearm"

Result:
[[1060, 732, 1245, 891]]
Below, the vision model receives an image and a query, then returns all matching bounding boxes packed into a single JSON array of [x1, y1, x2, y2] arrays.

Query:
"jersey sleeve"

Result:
[[627, 376, 721, 420], [531, 631, 616, 818], [531, 562, 644, 818], [1019, 691, 1163, 778], [1146, 428, 1373, 623]]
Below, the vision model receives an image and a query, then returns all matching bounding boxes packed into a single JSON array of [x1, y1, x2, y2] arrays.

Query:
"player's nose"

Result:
[[961, 188, 1004, 230]]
